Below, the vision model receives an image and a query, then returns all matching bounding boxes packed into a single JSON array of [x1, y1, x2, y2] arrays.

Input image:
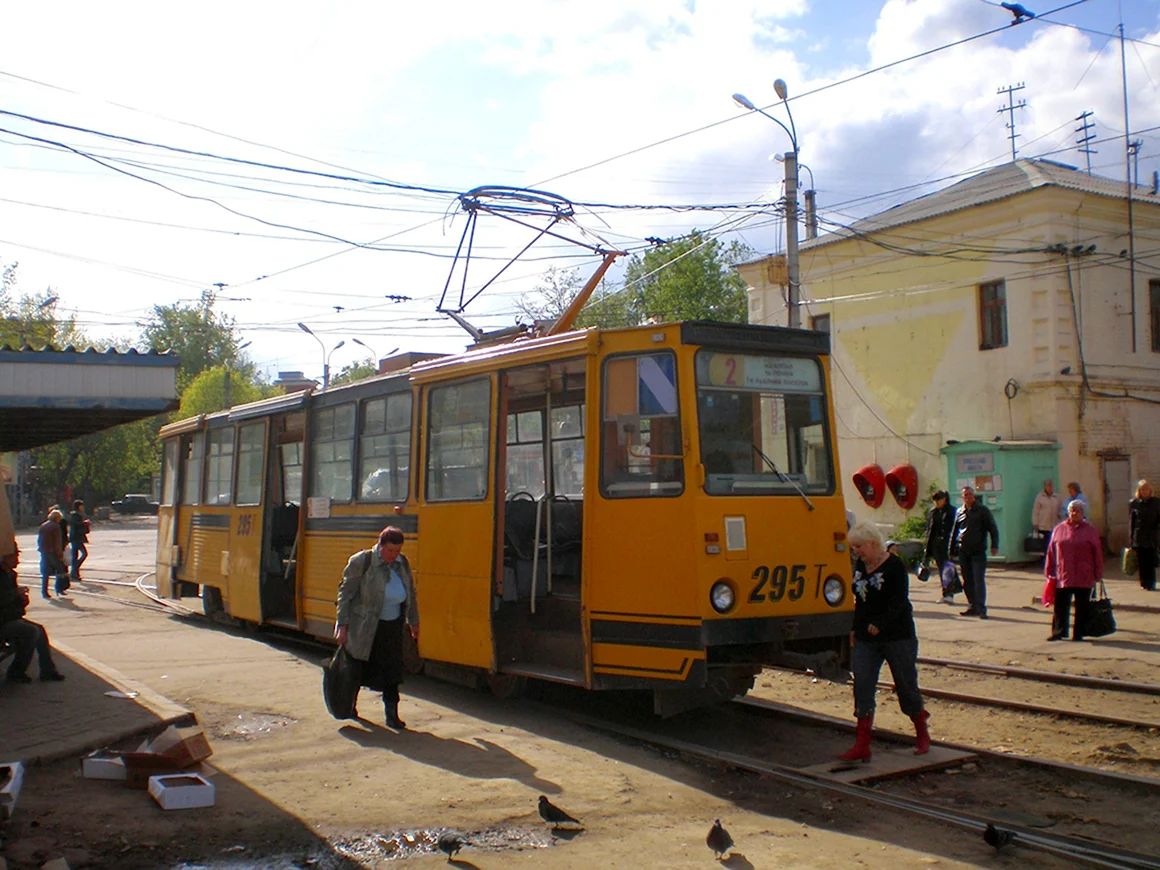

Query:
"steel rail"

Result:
[[917, 656, 1160, 696], [875, 680, 1160, 731], [738, 697, 1160, 793], [555, 706, 1160, 870]]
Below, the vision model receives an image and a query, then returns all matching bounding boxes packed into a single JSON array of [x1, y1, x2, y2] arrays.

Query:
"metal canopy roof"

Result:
[[0, 347, 180, 451]]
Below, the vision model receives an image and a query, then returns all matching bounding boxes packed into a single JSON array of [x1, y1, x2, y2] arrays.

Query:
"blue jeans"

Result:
[[70, 543, 87, 579], [958, 551, 988, 613], [852, 635, 924, 718]]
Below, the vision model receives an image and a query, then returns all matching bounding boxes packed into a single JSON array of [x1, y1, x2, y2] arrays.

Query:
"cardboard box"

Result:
[[121, 753, 185, 789], [149, 726, 213, 768], [0, 761, 23, 821], [147, 773, 215, 810], [81, 753, 126, 781]]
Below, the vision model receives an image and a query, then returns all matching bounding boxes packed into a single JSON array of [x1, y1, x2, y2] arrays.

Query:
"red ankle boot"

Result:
[[912, 710, 931, 755], [838, 714, 873, 762]]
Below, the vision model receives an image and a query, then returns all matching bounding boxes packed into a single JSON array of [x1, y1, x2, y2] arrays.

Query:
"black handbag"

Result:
[[323, 645, 363, 720], [1023, 534, 1046, 555], [1084, 580, 1116, 638]]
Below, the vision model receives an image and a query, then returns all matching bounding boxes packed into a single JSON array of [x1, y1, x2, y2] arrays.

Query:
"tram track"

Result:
[[542, 692, 1160, 870]]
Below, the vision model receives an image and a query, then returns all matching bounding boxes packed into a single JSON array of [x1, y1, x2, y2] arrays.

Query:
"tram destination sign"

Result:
[[703, 352, 820, 393]]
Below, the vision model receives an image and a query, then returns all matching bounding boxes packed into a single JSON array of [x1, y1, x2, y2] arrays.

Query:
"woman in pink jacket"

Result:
[[1044, 499, 1104, 641]]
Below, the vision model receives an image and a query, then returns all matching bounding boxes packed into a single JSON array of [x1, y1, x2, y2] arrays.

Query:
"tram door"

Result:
[[493, 360, 587, 682], [258, 412, 304, 627], [416, 376, 496, 668]]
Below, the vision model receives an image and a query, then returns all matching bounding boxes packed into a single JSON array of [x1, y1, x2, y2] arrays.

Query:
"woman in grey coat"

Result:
[[335, 526, 419, 729]]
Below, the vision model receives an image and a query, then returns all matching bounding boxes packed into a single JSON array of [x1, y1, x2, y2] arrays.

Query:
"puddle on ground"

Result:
[[334, 826, 558, 862], [167, 827, 561, 868], [210, 712, 299, 741]]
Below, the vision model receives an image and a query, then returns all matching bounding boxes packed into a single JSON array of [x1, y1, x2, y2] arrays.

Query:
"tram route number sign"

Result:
[[749, 563, 833, 603], [706, 353, 820, 393]]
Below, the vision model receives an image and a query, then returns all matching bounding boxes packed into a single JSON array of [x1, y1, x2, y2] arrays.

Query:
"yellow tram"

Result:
[[157, 320, 854, 713]]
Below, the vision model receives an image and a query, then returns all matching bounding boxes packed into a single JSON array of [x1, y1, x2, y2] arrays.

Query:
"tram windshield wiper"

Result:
[[751, 443, 815, 511]]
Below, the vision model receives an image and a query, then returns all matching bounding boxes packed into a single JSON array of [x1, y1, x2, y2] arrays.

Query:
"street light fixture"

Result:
[[734, 82, 804, 328], [298, 322, 344, 389]]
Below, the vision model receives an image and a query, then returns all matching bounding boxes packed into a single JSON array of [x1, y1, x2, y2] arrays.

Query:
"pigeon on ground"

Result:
[[706, 819, 734, 859], [984, 823, 1014, 850], [538, 795, 582, 827], [437, 832, 466, 860]]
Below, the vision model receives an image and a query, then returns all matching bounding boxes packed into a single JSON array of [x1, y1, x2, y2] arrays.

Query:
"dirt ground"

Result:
[[4, 523, 1159, 868]]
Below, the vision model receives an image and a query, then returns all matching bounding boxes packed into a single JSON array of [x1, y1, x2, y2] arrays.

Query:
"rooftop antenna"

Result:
[[997, 82, 1027, 162], [1074, 111, 1097, 175]]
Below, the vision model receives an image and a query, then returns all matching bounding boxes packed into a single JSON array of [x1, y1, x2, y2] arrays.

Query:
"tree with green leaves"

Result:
[[178, 365, 266, 418], [0, 261, 86, 349], [330, 357, 378, 387], [622, 232, 752, 324], [141, 289, 251, 390], [517, 265, 634, 330]]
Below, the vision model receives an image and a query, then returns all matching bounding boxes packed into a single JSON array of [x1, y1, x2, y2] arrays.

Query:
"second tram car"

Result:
[[157, 320, 854, 713]]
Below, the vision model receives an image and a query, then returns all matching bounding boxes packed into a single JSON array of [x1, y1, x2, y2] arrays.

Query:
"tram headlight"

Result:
[[823, 575, 846, 607], [710, 581, 735, 614]]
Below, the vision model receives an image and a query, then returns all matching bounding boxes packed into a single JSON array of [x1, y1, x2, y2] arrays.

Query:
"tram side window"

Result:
[[600, 353, 683, 497], [161, 440, 178, 506], [181, 433, 203, 506], [235, 423, 265, 506], [506, 410, 545, 499], [359, 393, 412, 502], [311, 404, 355, 502], [426, 378, 490, 501], [204, 428, 235, 506], [281, 442, 303, 505], [551, 405, 585, 498]]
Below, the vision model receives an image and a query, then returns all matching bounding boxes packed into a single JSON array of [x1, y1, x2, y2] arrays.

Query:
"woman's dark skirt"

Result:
[[360, 616, 404, 691]]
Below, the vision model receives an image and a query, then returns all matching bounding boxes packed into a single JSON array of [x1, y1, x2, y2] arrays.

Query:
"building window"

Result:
[[979, 280, 1008, 350], [1151, 279, 1160, 353], [811, 314, 831, 333]]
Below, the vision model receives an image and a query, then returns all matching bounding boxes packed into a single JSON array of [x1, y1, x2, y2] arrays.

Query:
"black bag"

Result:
[[1084, 581, 1116, 638], [1023, 533, 1046, 555], [915, 564, 931, 583], [323, 645, 363, 720]]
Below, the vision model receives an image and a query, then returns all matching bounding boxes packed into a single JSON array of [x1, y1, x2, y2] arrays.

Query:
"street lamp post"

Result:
[[298, 323, 344, 389], [733, 81, 803, 328]]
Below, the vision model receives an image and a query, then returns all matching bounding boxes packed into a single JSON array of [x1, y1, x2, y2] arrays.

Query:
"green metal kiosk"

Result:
[[940, 440, 1061, 563]]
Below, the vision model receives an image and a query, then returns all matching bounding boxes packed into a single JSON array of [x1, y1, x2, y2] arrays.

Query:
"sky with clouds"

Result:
[[1, 0, 1157, 382]]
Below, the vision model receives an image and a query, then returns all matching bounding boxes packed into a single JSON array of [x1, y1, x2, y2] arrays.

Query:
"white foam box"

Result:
[[0, 761, 24, 821], [81, 752, 127, 781], [147, 772, 215, 810]]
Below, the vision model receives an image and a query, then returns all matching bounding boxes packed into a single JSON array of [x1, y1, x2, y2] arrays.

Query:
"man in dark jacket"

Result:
[[0, 546, 65, 683], [67, 499, 89, 582], [950, 486, 999, 618], [924, 490, 955, 604]]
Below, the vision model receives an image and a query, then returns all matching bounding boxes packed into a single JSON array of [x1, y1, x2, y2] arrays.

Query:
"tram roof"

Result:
[[0, 346, 179, 451]]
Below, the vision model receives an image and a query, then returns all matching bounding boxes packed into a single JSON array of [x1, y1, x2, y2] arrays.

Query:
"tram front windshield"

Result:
[[695, 350, 834, 496]]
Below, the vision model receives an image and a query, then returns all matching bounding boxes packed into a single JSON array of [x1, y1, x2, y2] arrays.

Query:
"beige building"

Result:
[[737, 159, 1160, 550]]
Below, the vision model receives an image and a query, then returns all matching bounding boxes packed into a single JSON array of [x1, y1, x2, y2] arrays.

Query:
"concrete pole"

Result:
[[804, 189, 817, 240], [784, 150, 801, 329]]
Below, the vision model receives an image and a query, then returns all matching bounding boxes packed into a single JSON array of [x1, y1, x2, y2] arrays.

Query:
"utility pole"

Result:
[[784, 151, 801, 329], [1074, 111, 1097, 175], [997, 83, 1027, 162], [1120, 22, 1137, 353], [1128, 140, 1143, 187]]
